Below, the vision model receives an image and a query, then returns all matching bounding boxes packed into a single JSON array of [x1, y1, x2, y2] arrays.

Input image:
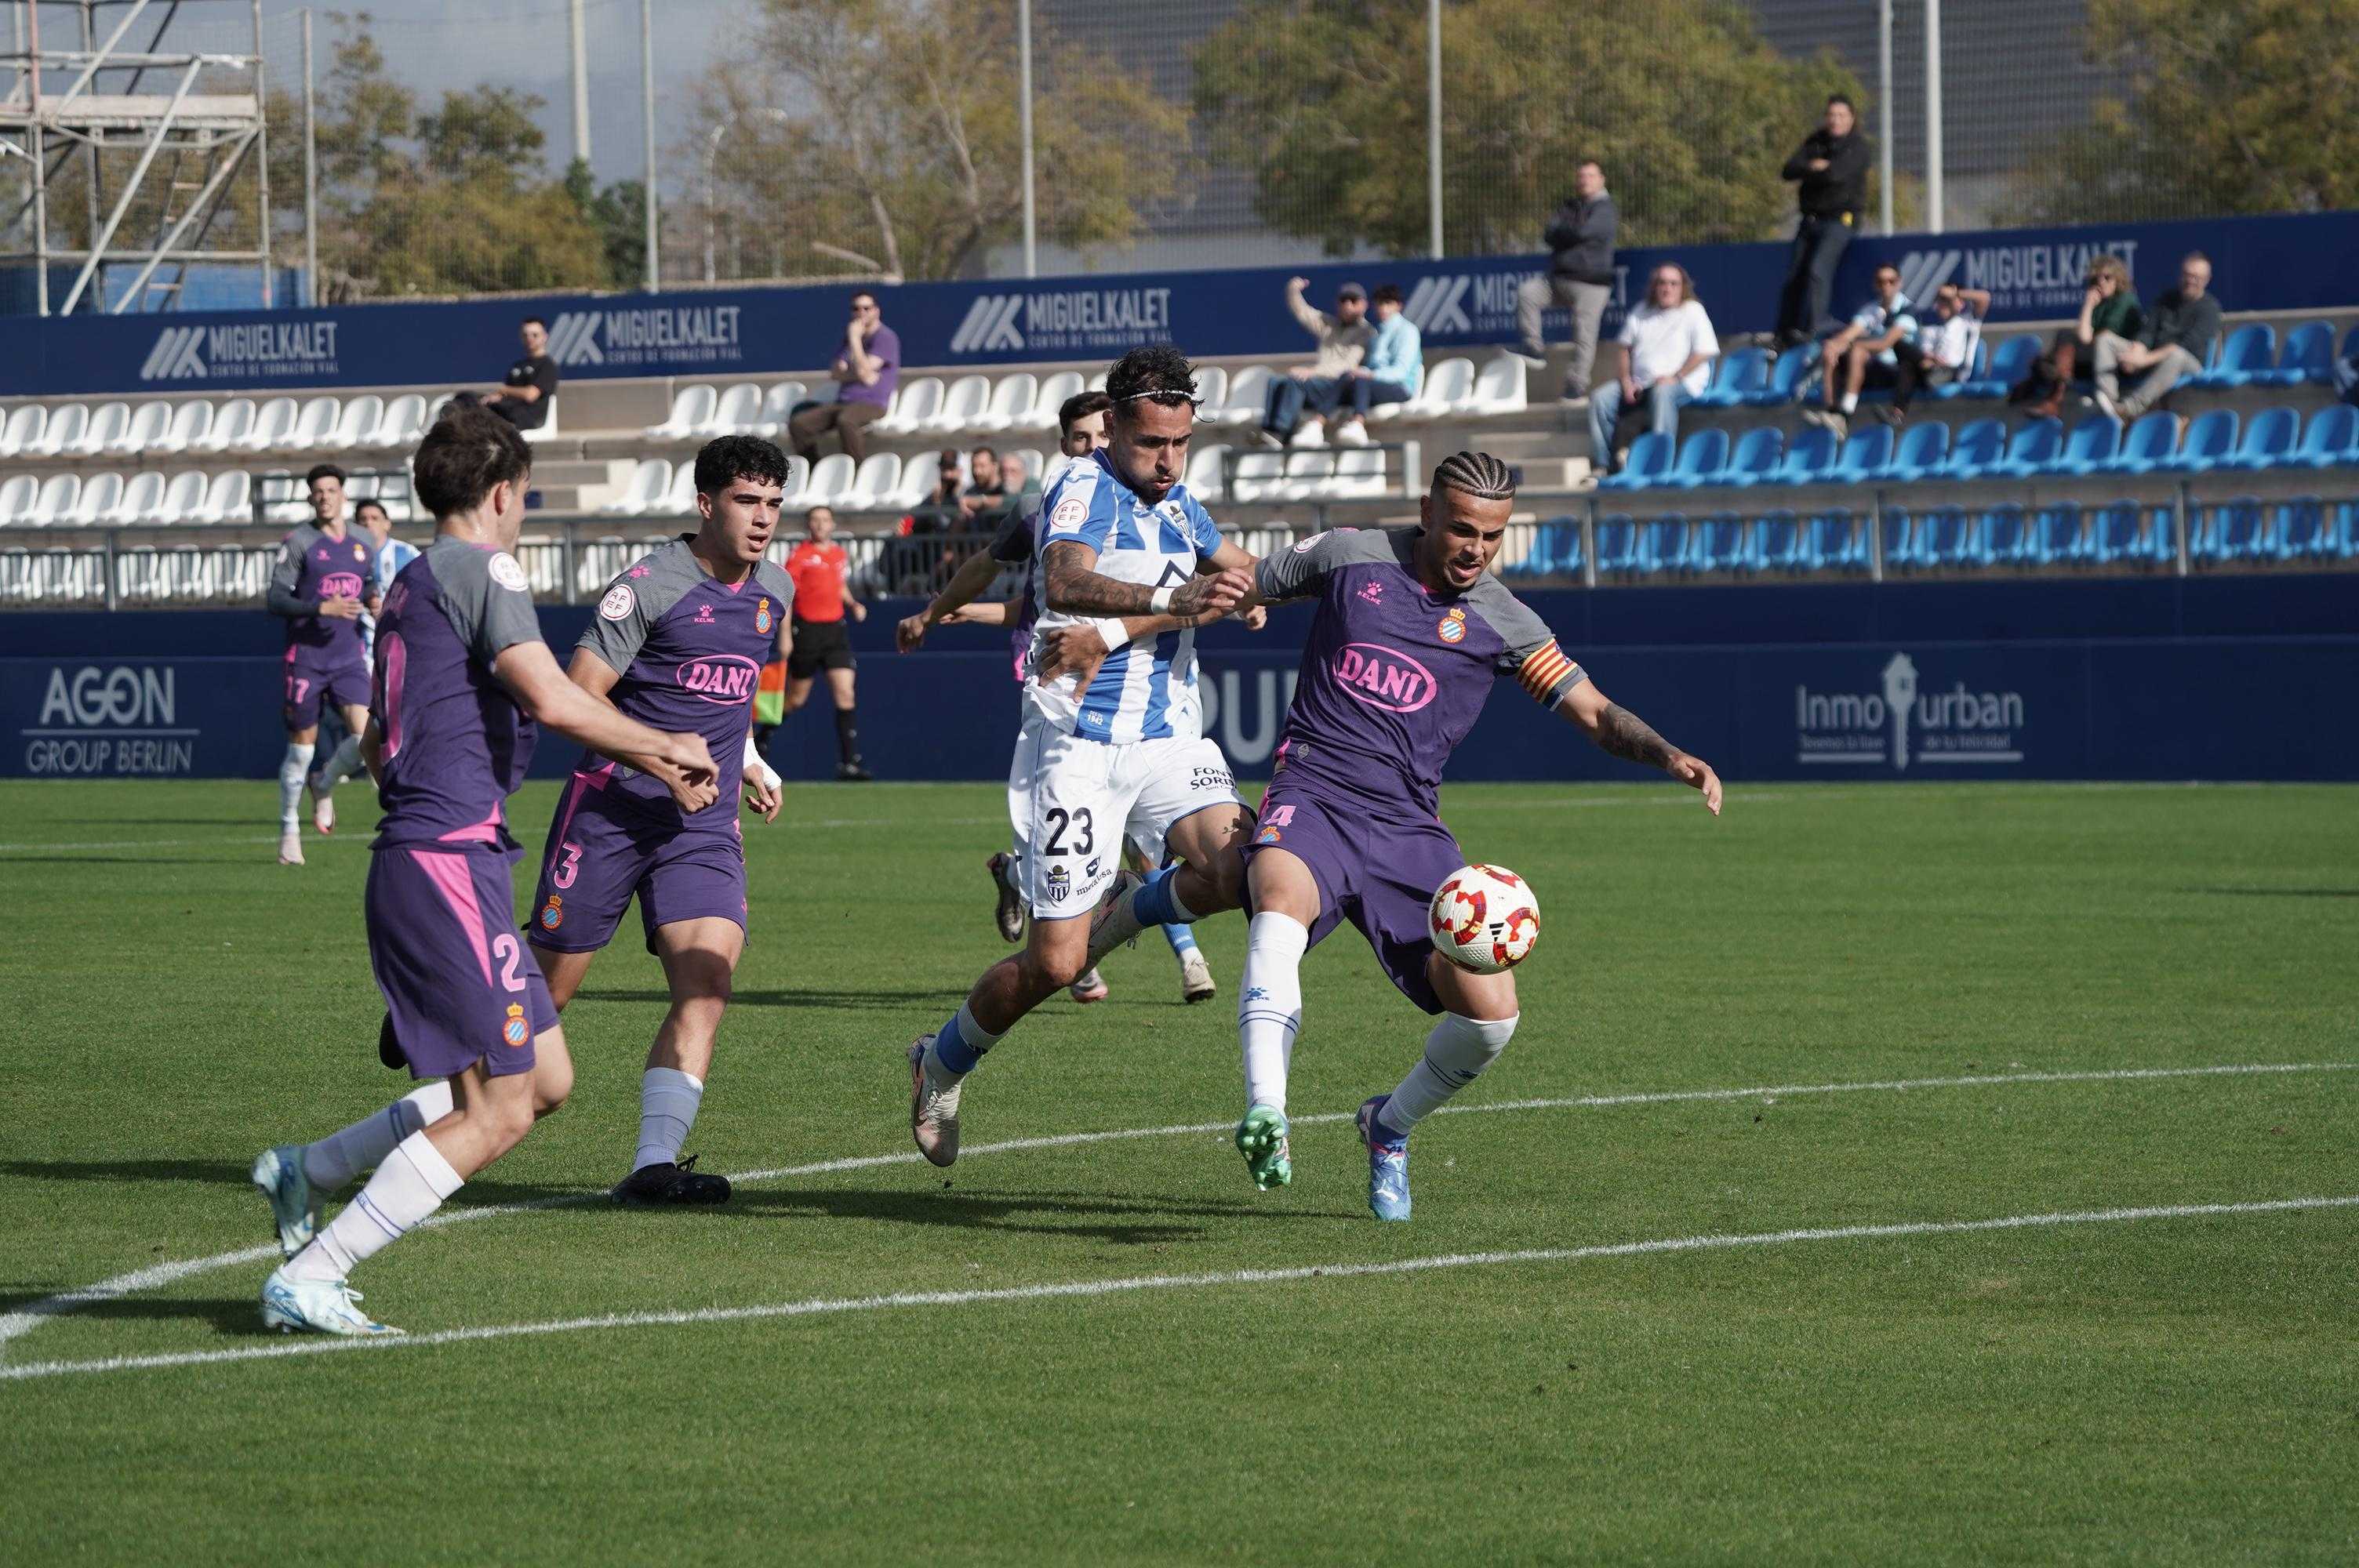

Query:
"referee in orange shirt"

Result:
[[762, 505, 873, 780]]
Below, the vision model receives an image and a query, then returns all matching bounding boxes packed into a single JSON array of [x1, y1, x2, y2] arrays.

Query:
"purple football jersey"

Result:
[[369, 536, 547, 849], [575, 537, 793, 826], [1254, 528, 1586, 816], [268, 522, 377, 664]]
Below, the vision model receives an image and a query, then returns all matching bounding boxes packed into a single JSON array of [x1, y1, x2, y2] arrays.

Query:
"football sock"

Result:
[[286, 1131, 463, 1283], [834, 706, 860, 767], [633, 1067, 704, 1173], [1132, 865, 1200, 928], [1238, 913, 1308, 1112], [316, 731, 365, 791], [1838, 392, 1859, 414], [1376, 1011, 1520, 1140], [929, 1000, 1004, 1076], [1162, 921, 1201, 958], [301, 1080, 455, 1192], [277, 741, 316, 829]]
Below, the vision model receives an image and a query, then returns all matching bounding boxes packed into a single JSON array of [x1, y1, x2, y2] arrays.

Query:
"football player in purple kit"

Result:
[[249, 405, 718, 1336], [1224, 451, 1721, 1219], [266, 463, 376, 864], [524, 435, 793, 1207]]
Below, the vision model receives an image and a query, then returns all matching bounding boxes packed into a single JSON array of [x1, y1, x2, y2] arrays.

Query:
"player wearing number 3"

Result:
[[248, 405, 718, 1336]]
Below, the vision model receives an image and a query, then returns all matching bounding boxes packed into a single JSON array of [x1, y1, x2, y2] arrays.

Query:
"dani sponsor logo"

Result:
[[677, 654, 761, 705]]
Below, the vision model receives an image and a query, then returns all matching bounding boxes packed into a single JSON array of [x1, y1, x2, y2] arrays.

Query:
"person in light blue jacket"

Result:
[[1329, 284, 1423, 447]]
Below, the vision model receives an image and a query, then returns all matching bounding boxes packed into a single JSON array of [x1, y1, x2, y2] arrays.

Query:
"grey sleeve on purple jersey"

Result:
[[436, 545, 545, 665], [754, 559, 797, 606], [1465, 575, 1587, 707], [266, 527, 318, 617], [1251, 526, 1398, 603], [578, 541, 698, 675]]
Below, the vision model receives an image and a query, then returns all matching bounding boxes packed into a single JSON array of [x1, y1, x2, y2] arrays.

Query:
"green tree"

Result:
[[1193, 0, 1861, 256], [2017, 0, 2359, 223], [688, 0, 1190, 281], [565, 159, 648, 288]]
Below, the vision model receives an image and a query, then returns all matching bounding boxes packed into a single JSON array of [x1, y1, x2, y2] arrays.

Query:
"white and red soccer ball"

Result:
[[1428, 863, 1541, 975]]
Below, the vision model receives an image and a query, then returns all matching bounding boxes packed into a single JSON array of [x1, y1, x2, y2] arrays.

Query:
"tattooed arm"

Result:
[[1040, 540, 1248, 620], [1560, 679, 1723, 815]]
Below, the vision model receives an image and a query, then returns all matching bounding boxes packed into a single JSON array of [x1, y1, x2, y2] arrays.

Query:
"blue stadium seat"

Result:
[[1660, 428, 1732, 490], [2104, 411, 2181, 475], [1826, 423, 1893, 485], [1878, 507, 1916, 569], [1802, 509, 1860, 571], [1637, 516, 1692, 576], [2029, 504, 2085, 564], [2041, 415, 2121, 476], [1717, 426, 1785, 488], [2194, 499, 2274, 562], [2214, 405, 2299, 472], [1924, 339, 1990, 401], [2156, 408, 2238, 474], [1990, 417, 2065, 477], [1594, 515, 1641, 577], [1690, 514, 1749, 572], [2274, 498, 2334, 562], [1741, 347, 1815, 406], [1689, 347, 1768, 408], [1884, 420, 1950, 481], [2260, 321, 2335, 388], [1979, 504, 2031, 566], [1939, 418, 2007, 479], [2086, 503, 2146, 566], [2189, 323, 2274, 390], [1598, 430, 1675, 491], [2329, 327, 2359, 387], [1766, 424, 1839, 485], [2290, 405, 2358, 469], [1507, 520, 1568, 579], [1965, 335, 2041, 398], [1747, 511, 1802, 572], [1915, 506, 1976, 568]]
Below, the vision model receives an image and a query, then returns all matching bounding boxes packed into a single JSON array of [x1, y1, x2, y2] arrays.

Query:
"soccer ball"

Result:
[[1428, 864, 1541, 975]]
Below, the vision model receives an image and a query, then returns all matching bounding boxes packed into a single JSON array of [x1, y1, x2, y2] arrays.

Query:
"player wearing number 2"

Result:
[[248, 405, 718, 1335]]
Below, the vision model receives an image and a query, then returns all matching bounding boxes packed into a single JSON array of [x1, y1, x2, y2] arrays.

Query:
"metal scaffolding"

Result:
[[0, 0, 270, 315]]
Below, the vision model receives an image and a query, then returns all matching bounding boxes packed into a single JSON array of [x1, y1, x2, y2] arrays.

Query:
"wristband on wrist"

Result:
[[1093, 617, 1132, 652], [1150, 585, 1176, 614]]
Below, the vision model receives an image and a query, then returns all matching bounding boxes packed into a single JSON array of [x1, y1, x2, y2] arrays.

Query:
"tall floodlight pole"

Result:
[[303, 9, 318, 306], [1018, 0, 1037, 279], [569, 0, 592, 166], [1924, 0, 1944, 234], [29, 0, 47, 315], [1426, 0, 1442, 258], [1877, 0, 1893, 233], [641, 0, 658, 290], [254, 0, 272, 306]]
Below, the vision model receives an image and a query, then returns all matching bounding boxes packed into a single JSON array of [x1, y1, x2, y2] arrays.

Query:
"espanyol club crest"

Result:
[[501, 1004, 531, 1047], [755, 597, 774, 636], [1438, 607, 1468, 644], [540, 895, 563, 931], [351, 544, 365, 561]]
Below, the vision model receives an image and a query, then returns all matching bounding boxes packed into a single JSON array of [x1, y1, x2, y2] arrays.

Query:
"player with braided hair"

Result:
[[1215, 448, 1724, 1218]]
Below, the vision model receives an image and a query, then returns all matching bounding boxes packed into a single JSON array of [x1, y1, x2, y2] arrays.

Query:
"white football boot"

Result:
[[907, 1036, 964, 1167], [260, 1268, 401, 1336]]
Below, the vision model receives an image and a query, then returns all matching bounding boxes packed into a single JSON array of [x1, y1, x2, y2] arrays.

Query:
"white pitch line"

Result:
[[3, 1057, 2350, 1360], [5, 1193, 2353, 1384], [0, 815, 1008, 856]]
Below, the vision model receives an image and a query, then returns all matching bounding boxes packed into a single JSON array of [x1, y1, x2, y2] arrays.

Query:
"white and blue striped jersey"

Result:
[[1023, 449, 1224, 745], [361, 534, 421, 657]]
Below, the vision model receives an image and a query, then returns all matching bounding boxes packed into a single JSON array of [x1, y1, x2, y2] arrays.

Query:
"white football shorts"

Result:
[[1005, 711, 1242, 919]]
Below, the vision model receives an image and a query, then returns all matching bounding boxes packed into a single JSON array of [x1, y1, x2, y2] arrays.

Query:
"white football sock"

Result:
[[633, 1066, 705, 1173], [1378, 1012, 1519, 1138], [1238, 912, 1308, 1112], [287, 1130, 463, 1283], [1838, 392, 1859, 414], [316, 731, 365, 791], [278, 742, 316, 829], [301, 1080, 454, 1192]]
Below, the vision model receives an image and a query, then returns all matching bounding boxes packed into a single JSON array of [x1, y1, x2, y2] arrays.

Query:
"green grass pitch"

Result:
[[2, 778, 2354, 1564]]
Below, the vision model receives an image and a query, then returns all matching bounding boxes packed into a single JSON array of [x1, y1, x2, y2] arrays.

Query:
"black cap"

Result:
[[1336, 282, 1367, 302]]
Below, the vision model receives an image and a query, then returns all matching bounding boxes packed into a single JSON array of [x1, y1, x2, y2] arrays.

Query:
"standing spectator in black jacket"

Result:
[[1774, 97, 1873, 350], [1514, 160, 1617, 400]]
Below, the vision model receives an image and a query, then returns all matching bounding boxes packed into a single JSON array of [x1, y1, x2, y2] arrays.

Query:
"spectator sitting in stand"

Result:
[[1514, 159, 1617, 400], [789, 290, 900, 463], [2336, 340, 2359, 407], [2094, 252, 2221, 422], [478, 316, 558, 430], [1774, 96, 1873, 350], [1803, 263, 1915, 440], [2012, 255, 2141, 419], [1329, 284, 1423, 448], [1258, 277, 1373, 449], [954, 445, 1009, 525], [1587, 263, 1719, 477], [1881, 283, 1989, 426]]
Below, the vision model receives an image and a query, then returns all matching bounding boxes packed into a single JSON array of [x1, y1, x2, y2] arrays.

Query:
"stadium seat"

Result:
[[2188, 323, 2274, 390], [75, 401, 130, 457], [2029, 504, 2084, 565], [1688, 347, 1767, 408], [2328, 327, 2359, 387], [323, 394, 380, 452], [1979, 505, 2031, 565], [2215, 406, 2299, 472], [1877, 507, 1915, 569], [29, 473, 81, 526], [843, 453, 903, 510], [601, 458, 671, 515], [1765, 424, 1838, 485], [929, 375, 992, 434], [1659, 428, 1731, 490], [1211, 365, 1274, 426], [1326, 447, 1388, 499], [1029, 370, 1086, 430], [2104, 411, 2180, 475], [241, 397, 299, 453], [1717, 426, 1785, 488], [2041, 416, 2121, 477], [1459, 354, 1527, 416], [2194, 498, 2274, 562], [1826, 424, 1894, 485], [2086, 502, 2153, 566], [1278, 452, 1337, 501], [191, 470, 250, 525], [1689, 514, 1748, 572], [1884, 419, 1950, 481], [1801, 509, 1860, 571], [1593, 515, 1641, 577], [754, 381, 807, 437], [874, 376, 942, 436], [2291, 404, 2358, 468], [0, 403, 45, 458], [2260, 321, 2335, 387], [699, 383, 757, 436], [1394, 358, 1473, 422], [113, 471, 167, 526], [69, 471, 125, 526], [281, 395, 340, 452], [367, 393, 427, 450], [1914, 506, 1976, 568], [1636, 516, 1691, 576], [27, 402, 85, 457], [0, 473, 38, 526], [1741, 346, 1814, 406], [1183, 445, 1227, 503], [972, 372, 1037, 433], [1747, 511, 1802, 572], [1965, 335, 2041, 398], [2273, 497, 2334, 561], [258, 468, 311, 523], [2156, 408, 2237, 474], [1086, 369, 1109, 393], [653, 462, 698, 517], [1937, 417, 2008, 480], [644, 383, 718, 441], [108, 401, 171, 457], [889, 452, 938, 510], [1228, 451, 1287, 502], [1597, 431, 1674, 492], [151, 399, 213, 456], [1923, 339, 1990, 401], [799, 452, 856, 509], [1988, 417, 2063, 478]]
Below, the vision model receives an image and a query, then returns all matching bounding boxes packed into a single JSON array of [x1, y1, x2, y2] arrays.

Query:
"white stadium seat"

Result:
[[1396, 357, 1473, 422], [1, 403, 45, 458], [1228, 451, 1285, 503], [31, 402, 90, 457], [192, 397, 255, 454], [153, 399, 213, 454], [842, 452, 903, 510], [191, 470, 249, 525], [928, 375, 990, 434], [1459, 353, 1528, 416], [327, 395, 383, 451], [75, 401, 130, 458], [874, 376, 941, 436], [707, 383, 762, 437], [1026, 370, 1084, 430], [602, 458, 671, 515], [0, 474, 38, 526], [892, 452, 938, 510], [114, 470, 169, 525], [281, 395, 341, 452], [1086, 370, 1109, 392], [30, 473, 82, 526], [1214, 367, 1271, 426], [1190, 365, 1230, 417], [755, 381, 806, 436], [654, 462, 698, 517], [972, 372, 1037, 433], [1326, 447, 1389, 499], [259, 469, 309, 524], [370, 393, 428, 450], [522, 396, 559, 443], [154, 470, 209, 526], [644, 383, 717, 441], [799, 452, 856, 510], [240, 397, 298, 453], [109, 401, 172, 457], [70, 471, 125, 525], [1278, 452, 1336, 502], [1183, 444, 1228, 503]]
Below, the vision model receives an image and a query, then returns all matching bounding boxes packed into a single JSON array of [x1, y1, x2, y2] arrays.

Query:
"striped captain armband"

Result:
[[1517, 640, 1584, 707]]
